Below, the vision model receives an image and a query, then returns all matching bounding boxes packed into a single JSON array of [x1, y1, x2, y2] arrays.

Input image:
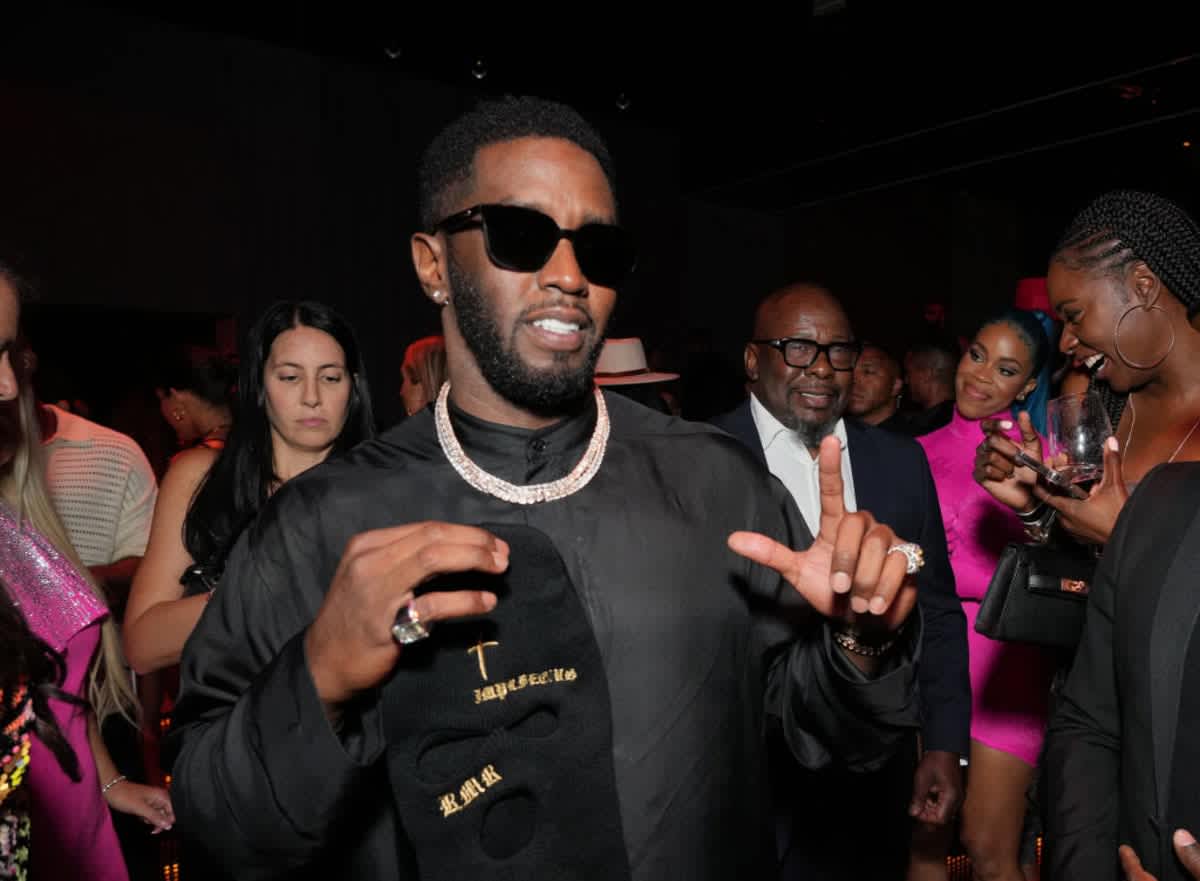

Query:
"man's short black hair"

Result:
[[417, 96, 617, 231], [906, 336, 960, 369]]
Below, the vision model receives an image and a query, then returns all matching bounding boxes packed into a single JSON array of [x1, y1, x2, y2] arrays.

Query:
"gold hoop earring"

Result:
[[1113, 302, 1176, 370]]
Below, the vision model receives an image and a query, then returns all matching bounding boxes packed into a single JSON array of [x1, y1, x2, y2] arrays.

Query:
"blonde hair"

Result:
[[401, 335, 447, 410], [0, 379, 137, 724]]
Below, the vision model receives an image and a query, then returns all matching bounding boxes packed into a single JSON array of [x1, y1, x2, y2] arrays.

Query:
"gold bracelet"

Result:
[[101, 774, 127, 795], [833, 628, 897, 658]]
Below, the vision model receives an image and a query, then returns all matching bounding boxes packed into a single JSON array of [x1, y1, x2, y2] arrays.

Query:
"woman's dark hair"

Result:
[[0, 581, 81, 781], [0, 256, 36, 303], [977, 308, 1052, 380], [155, 345, 237, 410], [1052, 189, 1200, 428], [183, 301, 376, 579]]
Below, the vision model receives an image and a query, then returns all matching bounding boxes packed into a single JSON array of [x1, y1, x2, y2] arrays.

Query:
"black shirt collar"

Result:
[[445, 392, 600, 483]]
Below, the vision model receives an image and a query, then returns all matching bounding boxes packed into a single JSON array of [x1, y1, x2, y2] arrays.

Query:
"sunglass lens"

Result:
[[479, 205, 636, 287], [574, 224, 637, 288], [479, 205, 559, 272]]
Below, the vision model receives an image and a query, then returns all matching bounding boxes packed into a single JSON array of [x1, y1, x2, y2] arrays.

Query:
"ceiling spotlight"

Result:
[[615, 92, 631, 111], [1184, 140, 1193, 149], [472, 59, 487, 80], [384, 47, 402, 60]]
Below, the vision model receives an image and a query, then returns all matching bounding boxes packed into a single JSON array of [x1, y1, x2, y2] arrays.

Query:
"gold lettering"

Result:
[[471, 667, 579, 703], [438, 793, 462, 817], [459, 777, 486, 806], [481, 765, 503, 787], [467, 639, 500, 681]]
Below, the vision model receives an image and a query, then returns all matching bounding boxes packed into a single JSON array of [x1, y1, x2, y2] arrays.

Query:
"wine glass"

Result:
[[1045, 392, 1115, 489]]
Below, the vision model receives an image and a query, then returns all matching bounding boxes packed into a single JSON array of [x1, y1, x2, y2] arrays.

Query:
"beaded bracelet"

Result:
[[101, 774, 127, 795]]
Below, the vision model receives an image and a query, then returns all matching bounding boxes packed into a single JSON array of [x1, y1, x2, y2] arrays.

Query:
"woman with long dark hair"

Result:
[[124, 301, 375, 676]]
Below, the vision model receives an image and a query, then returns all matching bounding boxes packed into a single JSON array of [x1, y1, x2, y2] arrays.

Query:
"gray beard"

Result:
[[795, 416, 839, 451]]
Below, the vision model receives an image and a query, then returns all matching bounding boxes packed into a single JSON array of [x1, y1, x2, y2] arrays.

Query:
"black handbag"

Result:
[[974, 541, 1095, 650]]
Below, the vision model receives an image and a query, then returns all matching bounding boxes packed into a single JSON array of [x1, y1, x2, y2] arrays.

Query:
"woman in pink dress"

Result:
[[915, 309, 1055, 881], [0, 269, 172, 880]]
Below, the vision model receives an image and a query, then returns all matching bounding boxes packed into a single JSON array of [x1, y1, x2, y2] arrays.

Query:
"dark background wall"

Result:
[[3, 7, 1198, 433], [1, 9, 694, 429]]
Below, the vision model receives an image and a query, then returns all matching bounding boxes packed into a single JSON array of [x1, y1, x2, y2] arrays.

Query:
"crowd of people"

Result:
[[3, 95, 1200, 881]]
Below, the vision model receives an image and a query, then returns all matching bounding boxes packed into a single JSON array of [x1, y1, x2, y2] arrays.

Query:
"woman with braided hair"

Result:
[[976, 191, 1200, 879], [975, 189, 1200, 543]]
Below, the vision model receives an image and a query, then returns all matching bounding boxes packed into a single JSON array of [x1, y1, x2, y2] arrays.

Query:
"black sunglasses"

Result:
[[753, 337, 862, 371], [432, 204, 637, 289]]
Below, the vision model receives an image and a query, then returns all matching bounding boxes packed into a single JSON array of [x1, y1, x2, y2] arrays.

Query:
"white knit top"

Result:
[[43, 405, 158, 568]]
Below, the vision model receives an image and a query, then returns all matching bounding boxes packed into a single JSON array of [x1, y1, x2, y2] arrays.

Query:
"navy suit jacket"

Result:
[[712, 399, 970, 756]]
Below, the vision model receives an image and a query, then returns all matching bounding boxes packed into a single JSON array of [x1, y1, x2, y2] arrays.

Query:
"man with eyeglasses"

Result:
[[169, 98, 927, 881], [714, 283, 969, 881]]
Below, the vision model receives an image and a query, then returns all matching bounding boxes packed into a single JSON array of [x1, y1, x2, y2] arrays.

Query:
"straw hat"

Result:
[[593, 338, 679, 386]]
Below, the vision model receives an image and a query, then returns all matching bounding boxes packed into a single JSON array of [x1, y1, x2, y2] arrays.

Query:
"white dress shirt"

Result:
[[749, 393, 857, 536]]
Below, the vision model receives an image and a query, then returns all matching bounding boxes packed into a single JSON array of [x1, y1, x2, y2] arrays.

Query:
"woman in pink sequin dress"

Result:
[[0, 269, 172, 880], [915, 310, 1056, 881]]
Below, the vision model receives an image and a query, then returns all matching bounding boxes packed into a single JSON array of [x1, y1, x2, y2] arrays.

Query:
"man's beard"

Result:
[[448, 256, 603, 419], [794, 415, 839, 450]]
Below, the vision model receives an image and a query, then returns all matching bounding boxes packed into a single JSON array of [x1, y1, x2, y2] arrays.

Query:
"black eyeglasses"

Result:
[[753, 337, 862, 371], [432, 204, 637, 289]]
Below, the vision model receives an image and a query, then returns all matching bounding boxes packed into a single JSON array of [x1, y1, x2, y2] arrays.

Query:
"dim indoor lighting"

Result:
[[1184, 140, 1193, 148]]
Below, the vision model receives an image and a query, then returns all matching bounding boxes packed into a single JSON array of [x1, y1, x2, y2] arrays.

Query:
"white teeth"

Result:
[[1084, 353, 1105, 370], [532, 318, 580, 335]]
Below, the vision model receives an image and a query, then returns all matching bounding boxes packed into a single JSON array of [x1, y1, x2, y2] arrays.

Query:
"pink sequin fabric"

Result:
[[0, 501, 105, 652], [0, 502, 129, 880]]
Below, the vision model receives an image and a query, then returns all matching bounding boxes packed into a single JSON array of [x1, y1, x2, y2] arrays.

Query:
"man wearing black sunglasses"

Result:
[[172, 97, 926, 881], [715, 283, 969, 881]]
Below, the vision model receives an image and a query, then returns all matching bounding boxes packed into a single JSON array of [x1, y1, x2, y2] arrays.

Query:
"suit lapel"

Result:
[[729, 400, 767, 466], [1148, 511, 1200, 818], [844, 421, 881, 517]]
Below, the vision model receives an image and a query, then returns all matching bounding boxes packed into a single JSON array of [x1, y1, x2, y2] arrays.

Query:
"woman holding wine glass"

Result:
[[974, 189, 1200, 545], [972, 190, 1200, 880], [909, 309, 1054, 881]]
